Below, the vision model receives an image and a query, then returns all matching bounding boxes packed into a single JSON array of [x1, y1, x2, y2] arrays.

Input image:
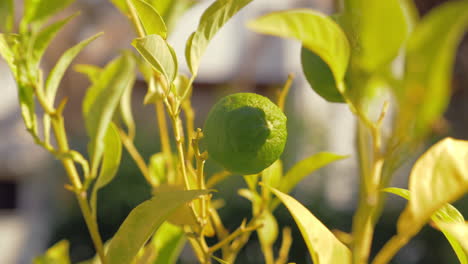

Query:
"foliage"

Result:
[[1, 0, 467, 264]]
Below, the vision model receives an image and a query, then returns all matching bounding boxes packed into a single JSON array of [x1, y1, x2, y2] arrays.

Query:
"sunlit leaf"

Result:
[[33, 240, 71, 264], [397, 138, 468, 237], [185, 0, 253, 75], [119, 65, 137, 140], [342, 0, 410, 71], [0, 33, 17, 72], [132, 34, 178, 85], [248, 9, 350, 97], [23, 0, 75, 25], [269, 187, 351, 264], [83, 53, 135, 178], [131, 0, 167, 38], [301, 47, 344, 102], [438, 222, 468, 253], [384, 187, 467, 263], [74, 64, 102, 84], [395, 1, 468, 140], [45, 32, 102, 106], [105, 189, 209, 264], [31, 13, 79, 67], [91, 123, 122, 216], [0, 0, 14, 32], [150, 221, 186, 264]]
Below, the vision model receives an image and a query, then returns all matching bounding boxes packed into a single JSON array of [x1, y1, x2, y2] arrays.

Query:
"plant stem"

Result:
[[51, 114, 107, 264], [119, 129, 154, 186], [155, 101, 174, 179], [372, 234, 410, 264], [170, 115, 191, 190]]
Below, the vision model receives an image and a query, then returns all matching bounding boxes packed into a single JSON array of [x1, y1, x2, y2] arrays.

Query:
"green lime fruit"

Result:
[[204, 93, 287, 175]]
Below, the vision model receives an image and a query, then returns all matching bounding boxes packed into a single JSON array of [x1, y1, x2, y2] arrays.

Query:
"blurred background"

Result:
[[0, 0, 467, 263]]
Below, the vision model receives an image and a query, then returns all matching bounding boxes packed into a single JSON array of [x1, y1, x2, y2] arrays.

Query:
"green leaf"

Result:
[[395, 0, 468, 140], [397, 138, 468, 237], [185, 0, 253, 75], [74, 64, 102, 83], [91, 123, 122, 216], [0, 0, 14, 32], [83, 53, 135, 178], [248, 9, 350, 94], [105, 189, 210, 264], [23, 0, 75, 25], [33, 240, 71, 264], [132, 34, 178, 85], [17, 72, 38, 133], [149, 153, 167, 185], [438, 222, 468, 253], [301, 47, 344, 102], [0, 33, 17, 71], [31, 13, 79, 68], [131, 0, 167, 38], [384, 187, 467, 263], [150, 221, 186, 264], [342, 0, 410, 71], [269, 187, 351, 264], [119, 65, 137, 140], [45, 32, 102, 106], [279, 152, 347, 197]]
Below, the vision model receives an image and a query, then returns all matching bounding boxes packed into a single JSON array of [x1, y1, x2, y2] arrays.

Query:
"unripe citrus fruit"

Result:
[[203, 93, 287, 175]]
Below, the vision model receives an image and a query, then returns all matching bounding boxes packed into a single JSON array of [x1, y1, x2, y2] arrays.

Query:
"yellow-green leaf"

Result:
[[45, 32, 102, 106], [185, 0, 253, 75], [248, 9, 350, 93], [105, 189, 209, 264], [90, 123, 122, 216], [397, 138, 468, 236], [0, 0, 14, 32], [438, 222, 468, 253], [132, 34, 178, 85], [395, 0, 468, 140], [270, 187, 351, 264], [384, 187, 467, 263], [131, 0, 167, 38], [83, 53, 135, 178], [33, 240, 71, 264]]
